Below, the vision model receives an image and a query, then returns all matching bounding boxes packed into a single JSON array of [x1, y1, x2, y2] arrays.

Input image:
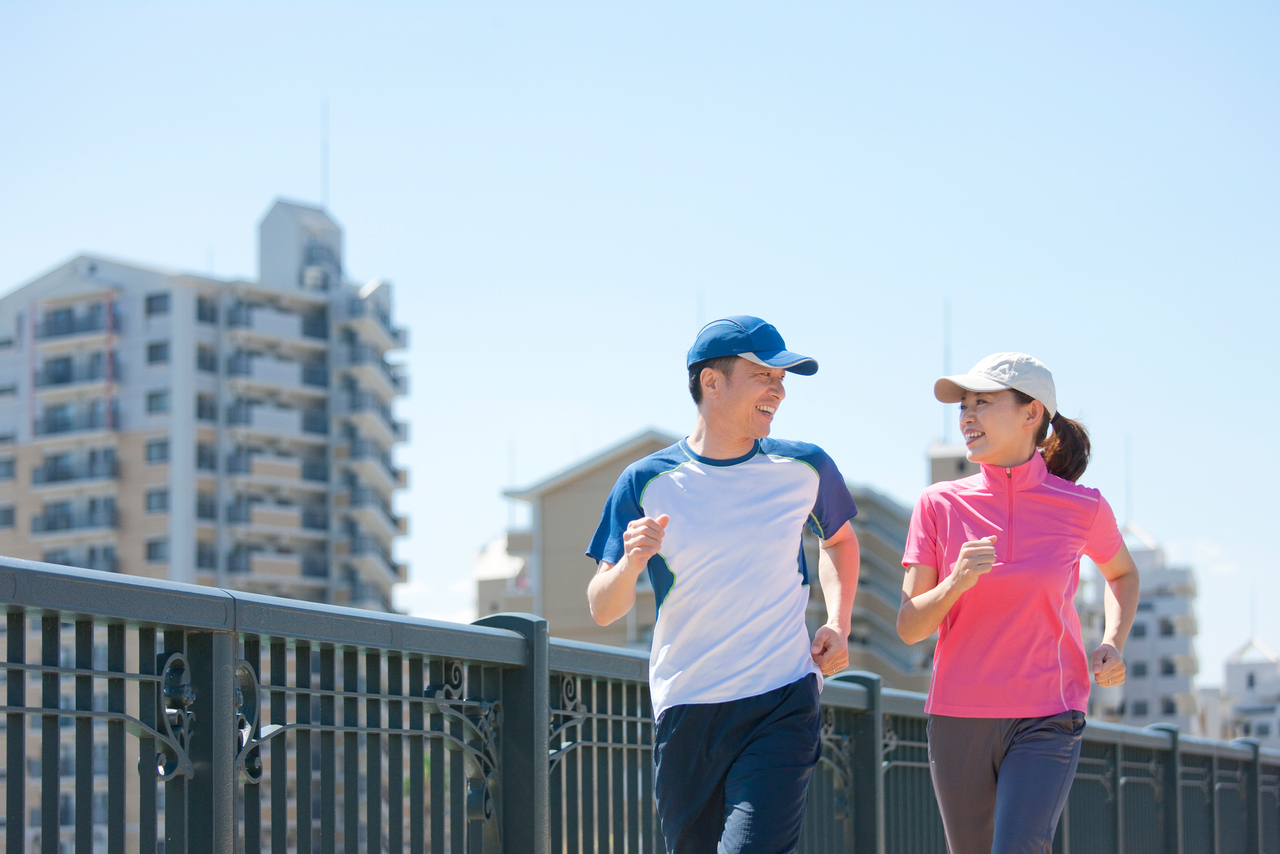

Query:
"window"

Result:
[[146, 391, 169, 413], [196, 296, 218, 324], [145, 539, 169, 563], [145, 489, 168, 514], [0, 457, 13, 480], [0, 384, 15, 396], [196, 492, 217, 520], [0, 506, 13, 528], [146, 439, 169, 463], [1131, 701, 1149, 717], [196, 444, 217, 472], [1248, 673, 1256, 689], [196, 542, 217, 569], [145, 293, 170, 316], [197, 345, 217, 373], [1159, 618, 1175, 637], [147, 341, 170, 364], [1258, 722, 1272, 737], [1131, 623, 1147, 639], [196, 394, 217, 421], [1132, 661, 1148, 678], [1161, 658, 1177, 676], [1161, 697, 1177, 715]]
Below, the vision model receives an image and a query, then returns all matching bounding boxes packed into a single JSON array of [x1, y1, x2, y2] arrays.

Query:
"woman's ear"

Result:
[[1023, 399, 1045, 430]]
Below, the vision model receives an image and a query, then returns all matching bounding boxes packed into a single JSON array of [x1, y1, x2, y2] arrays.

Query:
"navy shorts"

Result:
[[653, 674, 821, 854]]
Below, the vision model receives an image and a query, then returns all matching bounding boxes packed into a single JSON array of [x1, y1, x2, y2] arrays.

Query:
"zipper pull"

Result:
[[1006, 467, 1012, 478]]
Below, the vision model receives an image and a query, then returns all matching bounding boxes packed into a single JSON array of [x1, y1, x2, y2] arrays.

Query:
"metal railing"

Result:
[[30, 506, 118, 534], [31, 458, 119, 486], [1, 557, 1278, 854], [33, 307, 121, 340], [32, 404, 117, 436]]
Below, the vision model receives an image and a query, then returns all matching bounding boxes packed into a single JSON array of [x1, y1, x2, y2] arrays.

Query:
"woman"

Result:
[[897, 352, 1139, 854]]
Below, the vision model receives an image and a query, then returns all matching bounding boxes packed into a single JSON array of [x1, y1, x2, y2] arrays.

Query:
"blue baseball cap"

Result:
[[686, 316, 818, 376]]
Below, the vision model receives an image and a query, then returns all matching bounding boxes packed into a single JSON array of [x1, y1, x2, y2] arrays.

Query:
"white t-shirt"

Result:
[[587, 437, 857, 720]]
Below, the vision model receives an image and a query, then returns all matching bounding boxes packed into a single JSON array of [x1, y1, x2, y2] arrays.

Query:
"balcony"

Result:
[[343, 534, 404, 587], [338, 391, 405, 443], [32, 458, 119, 487], [227, 353, 328, 393], [34, 356, 118, 389], [228, 551, 302, 577], [33, 404, 117, 437], [226, 403, 328, 438], [337, 344, 406, 397], [344, 297, 407, 350], [227, 305, 327, 345], [340, 438, 406, 492], [31, 506, 118, 535], [34, 306, 121, 341], [345, 486, 406, 537]]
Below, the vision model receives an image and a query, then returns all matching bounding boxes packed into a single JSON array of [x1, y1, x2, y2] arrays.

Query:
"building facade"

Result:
[[1089, 525, 1200, 732], [0, 199, 408, 610]]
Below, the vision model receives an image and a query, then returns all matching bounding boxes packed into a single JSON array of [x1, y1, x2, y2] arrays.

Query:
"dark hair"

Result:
[[1011, 389, 1091, 483], [688, 356, 739, 404]]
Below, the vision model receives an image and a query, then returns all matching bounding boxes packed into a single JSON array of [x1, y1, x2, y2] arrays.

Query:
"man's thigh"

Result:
[[718, 675, 822, 854]]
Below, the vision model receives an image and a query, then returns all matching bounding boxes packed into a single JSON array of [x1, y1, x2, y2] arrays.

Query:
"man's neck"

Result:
[[686, 416, 757, 460]]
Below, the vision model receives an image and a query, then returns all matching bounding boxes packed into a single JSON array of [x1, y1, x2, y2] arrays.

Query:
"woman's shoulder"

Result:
[[1037, 472, 1106, 505]]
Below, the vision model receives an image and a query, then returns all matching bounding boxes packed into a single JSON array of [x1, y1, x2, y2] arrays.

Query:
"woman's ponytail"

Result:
[[1011, 389, 1092, 482], [1041, 413, 1091, 483]]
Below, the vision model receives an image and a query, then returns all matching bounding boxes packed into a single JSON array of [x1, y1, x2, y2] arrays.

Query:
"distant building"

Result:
[[1223, 638, 1280, 747], [476, 429, 934, 691], [0, 200, 408, 611], [1091, 525, 1199, 732], [926, 441, 979, 485]]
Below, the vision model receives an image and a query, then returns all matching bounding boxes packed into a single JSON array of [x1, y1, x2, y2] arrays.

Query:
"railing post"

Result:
[[1150, 724, 1183, 854], [839, 671, 885, 854], [1234, 738, 1263, 854], [187, 631, 238, 854], [474, 613, 550, 854]]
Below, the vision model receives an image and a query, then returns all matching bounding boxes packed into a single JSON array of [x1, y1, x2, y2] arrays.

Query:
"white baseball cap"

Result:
[[934, 352, 1057, 418]]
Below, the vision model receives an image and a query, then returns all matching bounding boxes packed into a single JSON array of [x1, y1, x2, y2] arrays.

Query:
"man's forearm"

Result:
[[818, 535, 860, 634], [587, 557, 646, 626]]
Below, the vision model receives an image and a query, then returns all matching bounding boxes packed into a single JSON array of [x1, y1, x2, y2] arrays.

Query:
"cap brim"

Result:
[[741, 350, 819, 376], [934, 373, 1010, 403]]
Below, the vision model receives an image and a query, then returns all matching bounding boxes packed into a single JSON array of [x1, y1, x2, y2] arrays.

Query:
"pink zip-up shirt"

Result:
[[903, 452, 1123, 718]]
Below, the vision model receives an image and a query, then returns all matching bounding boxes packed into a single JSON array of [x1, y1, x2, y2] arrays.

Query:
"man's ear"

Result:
[[701, 366, 721, 399]]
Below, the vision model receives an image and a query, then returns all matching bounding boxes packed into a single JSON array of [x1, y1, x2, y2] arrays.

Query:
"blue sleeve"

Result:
[[806, 450, 857, 540], [586, 469, 643, 565]]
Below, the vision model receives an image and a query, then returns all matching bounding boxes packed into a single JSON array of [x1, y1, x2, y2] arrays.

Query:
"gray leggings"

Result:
[[927, 712, 1085, 854]]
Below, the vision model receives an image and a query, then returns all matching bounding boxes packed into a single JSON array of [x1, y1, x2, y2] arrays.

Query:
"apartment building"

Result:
[[1088, 525, 1200, 732], [476, 429, 935, 691], [0, 199, 408, 611]]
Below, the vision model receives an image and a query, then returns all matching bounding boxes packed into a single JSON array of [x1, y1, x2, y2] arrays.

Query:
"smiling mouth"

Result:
[[964, 430, 983, 444], [756, 405, 776, 415]]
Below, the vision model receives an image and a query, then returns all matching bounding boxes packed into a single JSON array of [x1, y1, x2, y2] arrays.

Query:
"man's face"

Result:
[[703, 356, 787, 440]]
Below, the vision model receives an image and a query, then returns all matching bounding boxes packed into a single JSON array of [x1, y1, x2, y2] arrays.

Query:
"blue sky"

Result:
[[2, 2, 1276, 683]]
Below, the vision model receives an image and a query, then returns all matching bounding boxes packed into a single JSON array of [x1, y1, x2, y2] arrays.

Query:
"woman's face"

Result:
[[958, 389, 1043, 467]]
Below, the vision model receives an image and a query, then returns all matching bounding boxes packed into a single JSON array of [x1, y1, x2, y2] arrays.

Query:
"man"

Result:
[[586, 315, 861, 853]]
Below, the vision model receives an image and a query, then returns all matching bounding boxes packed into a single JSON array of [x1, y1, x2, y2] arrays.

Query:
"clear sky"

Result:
[[2, 2, 1276, 684]]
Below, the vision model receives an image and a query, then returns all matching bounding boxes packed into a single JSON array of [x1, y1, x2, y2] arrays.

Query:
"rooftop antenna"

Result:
[[321, 99, 329, 209], [942, 297, 952, 443], [1124, 434, 1133, 525], [507, 438, 517, 529]]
